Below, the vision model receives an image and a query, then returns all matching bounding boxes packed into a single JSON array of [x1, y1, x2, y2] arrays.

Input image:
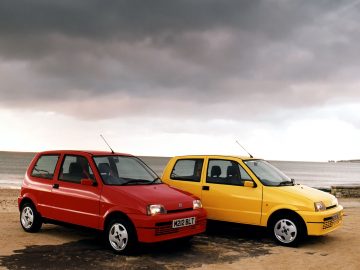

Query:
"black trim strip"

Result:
[[307, 221, 324, 224], [167, 208, 193, 214]]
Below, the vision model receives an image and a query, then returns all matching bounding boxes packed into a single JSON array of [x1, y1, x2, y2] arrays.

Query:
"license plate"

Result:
[[172, 217, 196, 228]]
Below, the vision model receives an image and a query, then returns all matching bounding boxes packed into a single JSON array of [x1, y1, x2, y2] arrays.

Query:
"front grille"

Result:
[[155, 219, 205, 236], [323, 213, 342, 230], [167, 208, 193, 214]]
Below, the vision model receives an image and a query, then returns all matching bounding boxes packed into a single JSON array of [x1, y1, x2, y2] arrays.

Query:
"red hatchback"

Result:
[[18, 150, 207, 253]]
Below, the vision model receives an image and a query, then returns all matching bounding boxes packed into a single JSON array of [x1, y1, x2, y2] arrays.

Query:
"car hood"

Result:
[[107, 184, 195, 211], [275, 184, 338, 207]]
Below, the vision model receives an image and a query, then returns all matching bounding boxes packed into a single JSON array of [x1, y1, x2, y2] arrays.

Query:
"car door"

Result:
[[165, 158, 205, 199], [47, 154, 101, 229], [201, 158, 263, 225]]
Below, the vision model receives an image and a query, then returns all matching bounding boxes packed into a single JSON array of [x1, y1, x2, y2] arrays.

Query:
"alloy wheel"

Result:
[[108, 223, 129, 251], [274, 218, 298, 244], [21, 206, 34, 229]]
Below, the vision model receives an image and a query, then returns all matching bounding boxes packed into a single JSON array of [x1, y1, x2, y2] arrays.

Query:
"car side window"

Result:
[[31, 155, 60, 179], [206, 159, 252, 186], [59, 155, 94, 184], [170, 159, 204, 182]]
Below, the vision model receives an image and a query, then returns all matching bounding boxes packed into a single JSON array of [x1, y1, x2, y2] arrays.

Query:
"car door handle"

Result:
[[202, 186, 210, 191], [53, 183, 59, 189]]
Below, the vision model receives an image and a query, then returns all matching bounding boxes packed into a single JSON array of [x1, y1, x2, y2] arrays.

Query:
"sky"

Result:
[[0, 0, 360, 161]]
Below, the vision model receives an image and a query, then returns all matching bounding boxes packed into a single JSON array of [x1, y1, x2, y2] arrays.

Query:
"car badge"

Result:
[[178, 203, 183, 208]]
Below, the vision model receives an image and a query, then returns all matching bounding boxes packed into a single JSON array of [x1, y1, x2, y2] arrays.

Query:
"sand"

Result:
[[0, 188, 359, 270]]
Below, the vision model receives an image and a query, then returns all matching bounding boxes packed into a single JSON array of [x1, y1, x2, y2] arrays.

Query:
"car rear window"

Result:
[[31, 155, 59, 179], [170, 159, 203, 182]]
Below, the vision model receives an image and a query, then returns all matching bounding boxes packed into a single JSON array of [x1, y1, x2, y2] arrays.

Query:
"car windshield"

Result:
[[93, 155, 161, 185], [243, 160, 293, 187]]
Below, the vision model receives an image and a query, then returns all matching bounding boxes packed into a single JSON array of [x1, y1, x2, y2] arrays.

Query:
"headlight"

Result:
[[147, 204, 166, 216], [193, 199, 202, 209], [314, 201, 326, 212]]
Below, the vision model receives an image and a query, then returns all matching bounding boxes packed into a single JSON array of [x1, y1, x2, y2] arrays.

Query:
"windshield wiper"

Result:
[[120, 179, 152, 186], [278, 180, 294, 186], [147, 177, 162, 185], [33, 167, 50, 174]]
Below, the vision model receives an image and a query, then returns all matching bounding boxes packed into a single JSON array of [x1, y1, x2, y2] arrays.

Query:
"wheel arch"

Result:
[[19, 197, 36, 210], [103, 211, 137, 234]]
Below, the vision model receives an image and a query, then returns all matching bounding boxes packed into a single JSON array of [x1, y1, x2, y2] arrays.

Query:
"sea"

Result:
[[1, 151, 360, 189]]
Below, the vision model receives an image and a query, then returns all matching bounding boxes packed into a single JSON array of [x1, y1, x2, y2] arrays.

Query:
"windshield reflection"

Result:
[[243, 160, 293, 186], [93, 156, 160, 186]]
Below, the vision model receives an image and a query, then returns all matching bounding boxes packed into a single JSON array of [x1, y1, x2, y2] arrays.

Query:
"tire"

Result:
[[20, 202, 43, 233], [270, 214, 305, 247], [105, 218, 137, 254]]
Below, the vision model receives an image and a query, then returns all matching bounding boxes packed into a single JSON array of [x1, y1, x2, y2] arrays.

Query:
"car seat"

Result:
[[209, 165, 222, 183], [226, 165, 243, 185]]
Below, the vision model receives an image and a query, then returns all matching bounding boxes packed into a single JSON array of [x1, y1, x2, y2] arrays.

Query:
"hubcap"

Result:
[[21, 206, 34, 229], [274, 219, 297, 244], [109, 223, 129, 251]]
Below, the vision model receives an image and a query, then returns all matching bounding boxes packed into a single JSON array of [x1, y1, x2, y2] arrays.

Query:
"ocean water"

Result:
[[270, 160, 360, 188], [0, 151, 36, 189], [1, 151, 360, 189]]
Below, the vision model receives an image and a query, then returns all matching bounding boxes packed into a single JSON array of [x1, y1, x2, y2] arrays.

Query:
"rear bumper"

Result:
[[297, 205, 344, 236], [129, 208, 207, 243], [17, 196, 22, 210]]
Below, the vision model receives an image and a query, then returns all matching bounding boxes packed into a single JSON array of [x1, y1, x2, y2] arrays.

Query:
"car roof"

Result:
[[172, 154, 259, 161], [38, 150, 134, 157]]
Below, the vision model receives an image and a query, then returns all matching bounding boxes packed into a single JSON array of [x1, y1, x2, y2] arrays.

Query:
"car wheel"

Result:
[[20, 203, 42, 232], [270, 214, 305, 246], [106, 218, 137, 254]]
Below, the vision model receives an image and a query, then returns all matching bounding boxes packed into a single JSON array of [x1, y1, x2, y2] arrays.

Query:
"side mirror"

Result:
[[244, 181, 255, 188], [81, 179, 97, 186]]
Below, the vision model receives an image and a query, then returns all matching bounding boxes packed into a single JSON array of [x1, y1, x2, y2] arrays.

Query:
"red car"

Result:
[[18, 150, 206, 253]]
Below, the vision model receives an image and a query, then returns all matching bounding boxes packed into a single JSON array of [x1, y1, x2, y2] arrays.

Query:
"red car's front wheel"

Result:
[[106, 218, 137, 254]]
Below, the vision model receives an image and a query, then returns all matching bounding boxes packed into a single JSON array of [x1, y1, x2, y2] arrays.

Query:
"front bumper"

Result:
[[297, 205, 344, 236], [129, 208, 207, 243]]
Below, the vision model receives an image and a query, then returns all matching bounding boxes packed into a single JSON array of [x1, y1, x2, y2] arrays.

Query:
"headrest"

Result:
[[98, 163, 111, 174], [227, 165, 239, 177], [211, 165, 221, 177], [69, 162, 82, 175]]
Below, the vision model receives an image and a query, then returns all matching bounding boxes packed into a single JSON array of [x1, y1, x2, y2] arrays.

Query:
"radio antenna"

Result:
[[100, 134, 115, 154], [235, 140, 253, 158]]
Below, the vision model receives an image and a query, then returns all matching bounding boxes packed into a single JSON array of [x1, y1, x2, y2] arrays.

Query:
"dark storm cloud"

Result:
[[0, 0, 359, 119]]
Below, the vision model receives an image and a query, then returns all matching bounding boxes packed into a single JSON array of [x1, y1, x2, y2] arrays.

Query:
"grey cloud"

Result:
[[0, 0, 360, 120]]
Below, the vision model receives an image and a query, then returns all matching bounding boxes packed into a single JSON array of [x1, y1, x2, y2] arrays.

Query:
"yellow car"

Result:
[[162, 155, 343, 246]]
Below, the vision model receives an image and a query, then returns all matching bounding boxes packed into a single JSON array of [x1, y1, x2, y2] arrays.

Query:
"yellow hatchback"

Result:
[[162, 155, 344, 246]]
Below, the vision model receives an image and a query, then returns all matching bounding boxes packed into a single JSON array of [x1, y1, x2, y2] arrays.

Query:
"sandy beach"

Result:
[[1, 188, 360, 270]]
